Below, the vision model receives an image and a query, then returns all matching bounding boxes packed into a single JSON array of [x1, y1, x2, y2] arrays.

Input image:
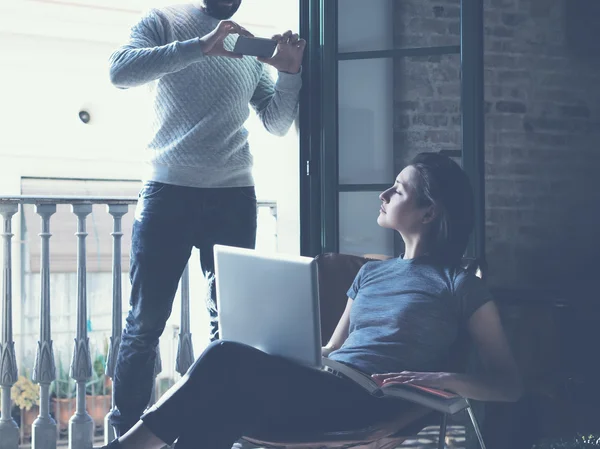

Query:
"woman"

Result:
[[101, 152, 522, 449]]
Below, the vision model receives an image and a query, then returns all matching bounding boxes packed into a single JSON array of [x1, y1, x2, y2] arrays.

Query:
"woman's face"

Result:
[[377, 166, 432, 235]]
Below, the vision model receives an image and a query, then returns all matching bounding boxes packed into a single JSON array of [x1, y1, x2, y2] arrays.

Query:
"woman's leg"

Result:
[[109, 340, 407, 449]]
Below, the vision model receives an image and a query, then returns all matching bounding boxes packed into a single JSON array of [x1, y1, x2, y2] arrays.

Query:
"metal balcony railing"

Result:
[[0, 195, 277, 449]]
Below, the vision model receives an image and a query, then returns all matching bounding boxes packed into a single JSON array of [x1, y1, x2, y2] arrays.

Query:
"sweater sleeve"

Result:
[[249, 66, 302, 137], [109, 9, 206, 89]]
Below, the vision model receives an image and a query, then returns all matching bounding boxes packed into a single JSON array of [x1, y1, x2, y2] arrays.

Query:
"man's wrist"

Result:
[[197, 37, 208, 54], [279, 65, 301, 75], [278, 65, 302, 75], [178, 37, 208, 61], [274, 67, 303, 92]]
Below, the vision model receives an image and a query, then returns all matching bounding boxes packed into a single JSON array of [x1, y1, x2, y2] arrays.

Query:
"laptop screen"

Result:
[[214, 245, 323, 368]]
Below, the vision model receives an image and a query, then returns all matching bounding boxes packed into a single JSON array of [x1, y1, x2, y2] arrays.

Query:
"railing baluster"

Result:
[[32, 204, 58, 449], [0, 204, 19, 449], [176, 263, 194, 376], [104, 204, 128, 443], [148, 345, 163, 406], [69, 205, 94, 449]]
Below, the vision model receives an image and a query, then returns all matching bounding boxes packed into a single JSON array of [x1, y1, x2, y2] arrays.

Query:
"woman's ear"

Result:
[[422, 204, 438, 224]]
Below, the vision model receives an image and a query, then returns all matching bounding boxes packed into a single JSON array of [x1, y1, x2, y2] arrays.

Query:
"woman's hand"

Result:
[[371, 371, 454, 390]]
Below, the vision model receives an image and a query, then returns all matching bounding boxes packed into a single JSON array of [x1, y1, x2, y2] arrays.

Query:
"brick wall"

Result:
[[393, 0, 600, 291]]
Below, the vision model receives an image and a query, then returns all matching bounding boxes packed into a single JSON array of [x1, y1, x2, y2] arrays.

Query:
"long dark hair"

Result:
[[409, 152, 475, 263]]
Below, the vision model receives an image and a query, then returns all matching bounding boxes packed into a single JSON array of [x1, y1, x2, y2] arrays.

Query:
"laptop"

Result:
[[214, 245, 323, 368]]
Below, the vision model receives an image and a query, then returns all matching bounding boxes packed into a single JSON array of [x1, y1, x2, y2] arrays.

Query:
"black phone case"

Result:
[[233, 37, 277, 58]]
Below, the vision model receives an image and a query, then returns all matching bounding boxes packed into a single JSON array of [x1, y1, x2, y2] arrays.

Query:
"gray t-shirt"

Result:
[[328, 256, 492, 375]]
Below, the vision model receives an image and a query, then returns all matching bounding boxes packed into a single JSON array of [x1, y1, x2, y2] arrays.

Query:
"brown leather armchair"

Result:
[[243, 253, 486, 449]]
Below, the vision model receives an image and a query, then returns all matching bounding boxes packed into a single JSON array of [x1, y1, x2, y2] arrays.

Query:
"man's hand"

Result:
[[258, 30, 306, 74], [199, 20, 254, 58]]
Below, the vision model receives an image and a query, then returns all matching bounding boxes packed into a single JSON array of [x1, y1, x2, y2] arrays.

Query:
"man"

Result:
[[108, 0, 305, 436]]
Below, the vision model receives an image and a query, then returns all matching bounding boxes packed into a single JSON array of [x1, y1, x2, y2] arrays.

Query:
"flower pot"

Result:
[[86, 395, 111, 427], [21, 406, 39, 439], [51, 397, 76, 431]]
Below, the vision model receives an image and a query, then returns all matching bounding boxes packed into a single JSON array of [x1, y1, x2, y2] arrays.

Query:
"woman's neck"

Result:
[[401, 235, 431, 260]]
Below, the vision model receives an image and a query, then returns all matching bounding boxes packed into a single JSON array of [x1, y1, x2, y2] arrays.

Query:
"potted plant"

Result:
[[50, 358, 76, 432], [85, 352, 111, 427], [11, 375, 40, 439]]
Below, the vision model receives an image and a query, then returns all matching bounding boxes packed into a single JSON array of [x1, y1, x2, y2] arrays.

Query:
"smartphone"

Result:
[[233, 36, 277, 58]]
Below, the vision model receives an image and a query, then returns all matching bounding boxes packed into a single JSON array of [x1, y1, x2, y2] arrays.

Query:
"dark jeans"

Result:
[[111, 182, 257, 435], [141, 341, 408, 449]]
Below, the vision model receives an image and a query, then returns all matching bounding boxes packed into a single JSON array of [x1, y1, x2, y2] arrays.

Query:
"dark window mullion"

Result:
[[321, 0, 339, 253], [300, 0, 325, 257], [460, 0, 485, 261], [338, 45, 461, 61]]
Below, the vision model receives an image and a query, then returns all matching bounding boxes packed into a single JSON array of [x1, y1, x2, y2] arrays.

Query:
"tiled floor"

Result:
[[401, 425, 466, 448], [40, 425, 467, 449]]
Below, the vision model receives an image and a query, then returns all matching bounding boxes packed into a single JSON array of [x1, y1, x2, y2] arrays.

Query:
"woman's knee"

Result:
[[201, 340, 256, 361], [183, 340, 256, 386], [190, 341, 266, 376]]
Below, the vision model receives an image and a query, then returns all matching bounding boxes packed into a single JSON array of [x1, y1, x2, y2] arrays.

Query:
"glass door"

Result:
[[301, 0, 484, 259]]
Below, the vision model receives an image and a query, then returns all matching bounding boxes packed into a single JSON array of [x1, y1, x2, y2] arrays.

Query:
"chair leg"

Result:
[[465, 400, 486, 449], [437, 413, 448, 449]]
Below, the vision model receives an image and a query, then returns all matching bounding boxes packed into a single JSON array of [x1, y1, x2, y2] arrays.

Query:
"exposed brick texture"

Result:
[[393, 0, 600, 291]]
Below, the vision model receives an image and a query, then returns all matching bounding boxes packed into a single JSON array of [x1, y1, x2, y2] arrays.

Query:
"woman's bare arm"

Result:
[[372, 301, 523, 402], [447, 300, 523, 401], [322, 298, 353, 357]]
